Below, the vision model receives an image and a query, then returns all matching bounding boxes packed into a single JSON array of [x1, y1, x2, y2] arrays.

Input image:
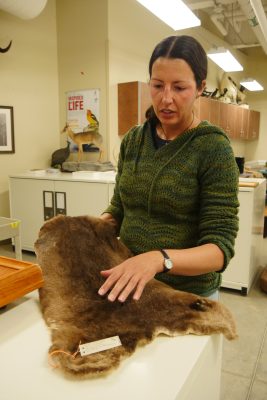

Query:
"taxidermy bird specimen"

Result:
[[219, 73, 246, 104], [62, 123, 103, 162], [51, 141, 70, 169], [85, 109, 99, 129], [82, 109, 99, 132], [202, 88, 219, 98], [36, 215, 237, 378]]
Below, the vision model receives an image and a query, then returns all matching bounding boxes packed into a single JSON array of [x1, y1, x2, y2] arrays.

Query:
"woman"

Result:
[[98, 35, 239, 302]]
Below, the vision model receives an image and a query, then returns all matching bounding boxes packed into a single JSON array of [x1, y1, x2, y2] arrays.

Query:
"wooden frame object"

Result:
[[0, 106, 15, 153], [0, 256, 43, 307]]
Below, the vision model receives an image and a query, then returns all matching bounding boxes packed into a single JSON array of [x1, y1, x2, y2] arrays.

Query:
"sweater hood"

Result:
[[190, 120, 230, 141], [133, 120, 231, 216], [134, 120, 230, 165]]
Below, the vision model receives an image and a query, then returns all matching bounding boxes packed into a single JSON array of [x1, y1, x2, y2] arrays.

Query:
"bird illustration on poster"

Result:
[[66, 89, 100, 154]]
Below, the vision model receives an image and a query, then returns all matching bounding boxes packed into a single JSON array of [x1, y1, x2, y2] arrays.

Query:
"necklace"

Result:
[[158, 111, 195, 141]]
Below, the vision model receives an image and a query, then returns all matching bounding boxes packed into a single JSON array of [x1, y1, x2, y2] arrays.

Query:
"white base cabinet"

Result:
[[221, 179, 266, 295], [9, 172, 115, 251], [9, 173, 266, 295]]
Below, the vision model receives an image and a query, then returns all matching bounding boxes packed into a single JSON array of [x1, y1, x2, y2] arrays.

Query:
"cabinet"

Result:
[[235, 106, 248, 139], [9, 173, 116, 251], [118, 81, 151, 135], [235, 107, 260, 140], [218, 102, 237, 139], [194, 97, 220, 126], [221, 179, 266, 294], [248, 109, 260, 140], [195, 98, 256, 140], [118, 82, 260, 140]]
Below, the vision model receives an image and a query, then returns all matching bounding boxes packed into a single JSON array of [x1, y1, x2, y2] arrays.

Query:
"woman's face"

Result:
[[149, 57, 205, 128]]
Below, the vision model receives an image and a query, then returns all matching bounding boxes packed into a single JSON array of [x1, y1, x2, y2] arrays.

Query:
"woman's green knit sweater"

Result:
[[105, 121, 239, 296]]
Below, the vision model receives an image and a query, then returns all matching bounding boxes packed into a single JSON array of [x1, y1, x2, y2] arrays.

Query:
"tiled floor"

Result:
[[1, 240, 267, 399], [220, 234, 267, 400], [220, 277, 267, 399]]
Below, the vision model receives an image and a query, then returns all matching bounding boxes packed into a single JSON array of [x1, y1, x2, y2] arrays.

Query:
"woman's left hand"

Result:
[[98, 251, 163, 302]]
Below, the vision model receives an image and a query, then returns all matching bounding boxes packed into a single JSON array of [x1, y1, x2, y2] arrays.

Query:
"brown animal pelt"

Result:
[[35, 215, 237, 378]]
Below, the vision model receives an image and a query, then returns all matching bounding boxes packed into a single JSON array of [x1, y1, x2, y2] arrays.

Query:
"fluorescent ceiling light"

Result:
[[207, 48, 243, 72], [240, 79, 264, 91], [136, 0, 201, 30]]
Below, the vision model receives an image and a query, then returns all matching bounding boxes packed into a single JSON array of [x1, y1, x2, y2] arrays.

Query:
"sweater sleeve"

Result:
[[103, 128, 133, 225], [197, 133, 239, 270]]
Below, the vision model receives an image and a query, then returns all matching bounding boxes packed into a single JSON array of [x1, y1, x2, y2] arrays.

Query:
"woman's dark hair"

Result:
[[146, 35, 207, 123]]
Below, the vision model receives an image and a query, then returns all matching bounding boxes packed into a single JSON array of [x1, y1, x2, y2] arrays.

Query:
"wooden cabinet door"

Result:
[[194, 97, 200, 119], [118, 81, 151, 136], [194, 97, 220, 126], [219, 102, 237, 138], [118, 82, 138, 136], [198, 97, 210, 121], [140, 82, 151, 123], [218, 102, 228, 133], [209, 98, 220, 126], [247, 110, 260, 140], [235, 107, 249, 139]]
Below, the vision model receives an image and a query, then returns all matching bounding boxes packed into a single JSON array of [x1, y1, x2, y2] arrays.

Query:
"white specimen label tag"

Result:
[[79, 336, 122, 357]]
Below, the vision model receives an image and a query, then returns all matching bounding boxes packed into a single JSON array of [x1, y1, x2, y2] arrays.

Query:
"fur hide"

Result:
[[35, 215, 237, 377]]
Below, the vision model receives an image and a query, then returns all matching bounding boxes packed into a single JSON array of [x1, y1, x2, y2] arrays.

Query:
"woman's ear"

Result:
[[196, 80, 206, 98]]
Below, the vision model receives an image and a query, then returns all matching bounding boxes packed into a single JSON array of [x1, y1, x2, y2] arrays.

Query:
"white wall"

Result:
[[244, 53, 267, 162], [107, 0, 250, 163], [56, 0, 108, 160], [108, 0, 172, 163], [0, 0, 59, 216]]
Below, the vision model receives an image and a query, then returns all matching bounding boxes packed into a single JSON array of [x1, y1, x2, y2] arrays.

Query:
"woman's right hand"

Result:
[[100, 213, 118, 229], [98, 251, 163, 302]]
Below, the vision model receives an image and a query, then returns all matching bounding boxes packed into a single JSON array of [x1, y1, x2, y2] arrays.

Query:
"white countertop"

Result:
[[9, 171, 266, 189], [9, 170, 117, 183], [239, 177, 266, 184], [238, 177, 266, 192], [0, 292, 222, 400]]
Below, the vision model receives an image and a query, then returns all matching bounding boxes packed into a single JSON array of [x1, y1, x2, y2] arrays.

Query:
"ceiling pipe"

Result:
[[250, 0, 267, 43], [188, 0, 214, 10], [233, 43, 261, 48], [0, 0, 47, 19], [237, 0, 267, 54], [223, 10, 249, 19], [210, 13, 228, 35], [188, 0, 237, 10], [227, 18, 242, 34]]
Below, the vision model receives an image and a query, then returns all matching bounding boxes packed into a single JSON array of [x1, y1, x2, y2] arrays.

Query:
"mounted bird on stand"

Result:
[[50, 141, 71, 169]]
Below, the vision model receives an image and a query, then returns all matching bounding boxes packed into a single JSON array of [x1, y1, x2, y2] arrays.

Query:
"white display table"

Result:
[[9, 171, 116, 251], [222, 178, 266, 294], [0, 292, 222, 400], [0, 216, 22, 259]]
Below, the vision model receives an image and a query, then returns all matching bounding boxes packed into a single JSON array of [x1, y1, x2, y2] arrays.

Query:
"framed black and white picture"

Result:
[[0, 106, 15, 153]]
